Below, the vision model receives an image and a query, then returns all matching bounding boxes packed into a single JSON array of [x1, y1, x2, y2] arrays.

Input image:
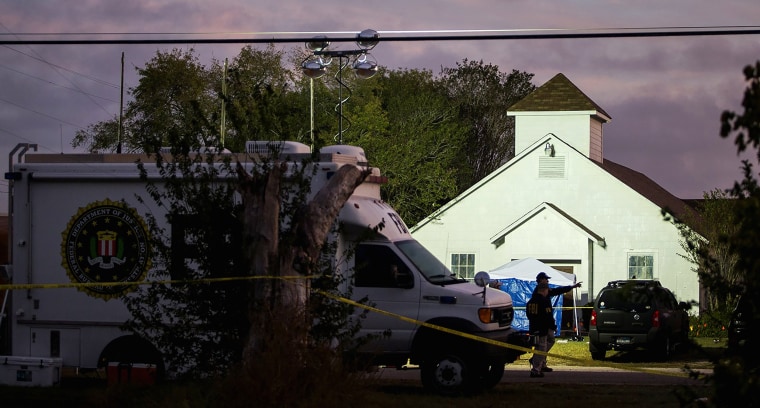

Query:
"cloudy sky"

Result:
[[1, 1, 759, 214]]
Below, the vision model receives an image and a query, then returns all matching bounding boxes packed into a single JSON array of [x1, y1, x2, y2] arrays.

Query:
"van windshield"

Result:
[[395, 240, 464, 284]]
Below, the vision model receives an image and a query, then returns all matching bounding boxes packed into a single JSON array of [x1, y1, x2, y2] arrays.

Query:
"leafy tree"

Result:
[[71, 46, 539, 228], [221, 45, 300, 150], [676, 189, 740, 312], [73, 46, 301, 154], [72, 48, 215, 153], [358, 68, 464, 226], [123, 139, 369, 380], [440, 60, 535, 189], [115, 46, 372, 379], [687, 60, 760, 407], [124, 147, 247, 378]]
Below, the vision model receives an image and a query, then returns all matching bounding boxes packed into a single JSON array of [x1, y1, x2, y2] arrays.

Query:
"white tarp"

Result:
[[489, 258, 579, 336], [489, 257, 576, 285]]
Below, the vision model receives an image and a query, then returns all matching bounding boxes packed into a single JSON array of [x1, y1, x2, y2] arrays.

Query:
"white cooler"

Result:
[[0, 356, 63, 387]]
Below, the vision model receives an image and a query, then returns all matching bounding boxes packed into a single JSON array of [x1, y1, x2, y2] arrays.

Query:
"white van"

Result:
[[2, 141, 522, 394]]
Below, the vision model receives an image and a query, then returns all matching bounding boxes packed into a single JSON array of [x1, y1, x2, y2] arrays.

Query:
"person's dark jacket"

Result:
[[526, 292, 554, 336]]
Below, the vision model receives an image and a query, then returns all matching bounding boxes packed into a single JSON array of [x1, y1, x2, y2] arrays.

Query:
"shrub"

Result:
[[689, 310, 731, 338]]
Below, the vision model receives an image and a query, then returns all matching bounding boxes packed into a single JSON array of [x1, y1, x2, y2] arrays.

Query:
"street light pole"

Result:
[[301, 29, 379, 146]]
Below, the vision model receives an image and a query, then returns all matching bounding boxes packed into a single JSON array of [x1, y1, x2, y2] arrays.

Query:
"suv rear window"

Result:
[[598, 287, 653, 312]]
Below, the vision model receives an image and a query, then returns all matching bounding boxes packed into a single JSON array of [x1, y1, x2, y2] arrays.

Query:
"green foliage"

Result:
[[440, 60, 535, 189], [675, 189, 740, 311], [688, 311, 731, 338], [123, 137, 366, 379], [221, 45, 299, 150], [72, 47, 538, 227], [697, 59, 760, 407], [124, 143, 248, 378], [360, 68, 464, 225]]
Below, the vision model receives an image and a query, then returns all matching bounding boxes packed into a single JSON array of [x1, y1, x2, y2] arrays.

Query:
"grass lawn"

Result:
[[536, 335, 723, 369]]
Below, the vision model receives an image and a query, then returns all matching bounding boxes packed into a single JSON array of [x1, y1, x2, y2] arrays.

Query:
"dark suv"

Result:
[[588, 280, 690, 360]]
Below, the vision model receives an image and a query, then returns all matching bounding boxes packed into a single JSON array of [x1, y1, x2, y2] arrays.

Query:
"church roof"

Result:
[[508, 73, 611, 121], [598, 159, 697, 223]]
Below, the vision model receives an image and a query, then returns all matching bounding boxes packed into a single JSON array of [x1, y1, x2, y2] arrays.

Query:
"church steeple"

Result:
[[508, 73, 611, 162]]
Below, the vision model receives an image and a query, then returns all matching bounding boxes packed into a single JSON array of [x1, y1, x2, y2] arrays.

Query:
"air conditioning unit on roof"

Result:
[[158, 146, 231, 154], [245, 141, 311, 156], [320, 145, 367, 164]]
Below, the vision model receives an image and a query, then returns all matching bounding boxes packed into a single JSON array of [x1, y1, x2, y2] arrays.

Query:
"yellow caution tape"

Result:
[[0, 275, 315, 290], [0, 276, 702, 379]]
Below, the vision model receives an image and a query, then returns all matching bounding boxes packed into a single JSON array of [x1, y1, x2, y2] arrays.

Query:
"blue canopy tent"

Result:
[[489, 258, 577, 337]]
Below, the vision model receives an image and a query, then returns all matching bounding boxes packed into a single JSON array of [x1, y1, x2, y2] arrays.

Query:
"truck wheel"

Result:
[[420, 353, 476, 396]]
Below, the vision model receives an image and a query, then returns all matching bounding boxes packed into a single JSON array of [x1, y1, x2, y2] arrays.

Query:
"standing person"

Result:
[[526, 282, 553, 378], [533, 271, 582, 372]]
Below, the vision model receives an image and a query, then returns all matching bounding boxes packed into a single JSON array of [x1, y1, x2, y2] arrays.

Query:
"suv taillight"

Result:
[[652, 310, 660, 327], [590, 309, 597, 327]]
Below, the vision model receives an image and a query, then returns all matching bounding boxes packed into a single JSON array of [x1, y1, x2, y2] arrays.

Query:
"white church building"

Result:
[[410, 73, 700, 307]]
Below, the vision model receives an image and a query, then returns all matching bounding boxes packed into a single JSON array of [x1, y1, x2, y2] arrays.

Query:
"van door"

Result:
[[29, 328, 81, 366], [352, 243, 421, 354]]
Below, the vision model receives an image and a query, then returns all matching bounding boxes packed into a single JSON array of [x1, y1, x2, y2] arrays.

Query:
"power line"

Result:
[[0, 97, 87, 130], [0, 126, 63, 157], [1, 26, 760, 45], [0, 64, 118, 102], [0, 20, 116, 121], [3, 25, 760, 37], [0, 46, 119, 88]]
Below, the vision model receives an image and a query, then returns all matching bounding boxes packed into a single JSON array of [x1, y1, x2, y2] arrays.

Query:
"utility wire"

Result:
[[0, 64, 118, 102], [0, 46, 118, 88], [1, 26, 759, 45], [0, 97, 86, 130], [0, 126, 63, 156], [3, 25, 760, 37], [0, 20, 116, 118]]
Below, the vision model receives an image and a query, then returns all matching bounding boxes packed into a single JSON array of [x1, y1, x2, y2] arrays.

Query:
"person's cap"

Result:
[[536, 272, 551, 281], [537, 282, 550, 290]]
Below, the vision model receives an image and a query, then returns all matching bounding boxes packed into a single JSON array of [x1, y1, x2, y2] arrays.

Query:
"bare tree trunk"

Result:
[[236, 162, 284, 361], [236, 161, 367, 365]]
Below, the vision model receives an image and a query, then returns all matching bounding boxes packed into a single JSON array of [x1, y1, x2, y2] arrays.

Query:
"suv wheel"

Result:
[[656, 335, 671, 361], [589, 342, 607, 360]]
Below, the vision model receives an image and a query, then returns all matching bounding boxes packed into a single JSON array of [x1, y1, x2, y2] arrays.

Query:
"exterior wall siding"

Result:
[[512, 111, 593, 158], [590, 119, 603, 162]]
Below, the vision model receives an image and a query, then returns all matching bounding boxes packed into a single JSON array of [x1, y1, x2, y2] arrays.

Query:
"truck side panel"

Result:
[[12, 171, 159, 367]]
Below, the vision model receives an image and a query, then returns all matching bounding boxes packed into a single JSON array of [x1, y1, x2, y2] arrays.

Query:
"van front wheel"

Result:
[[420, 353, 477, 395]]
